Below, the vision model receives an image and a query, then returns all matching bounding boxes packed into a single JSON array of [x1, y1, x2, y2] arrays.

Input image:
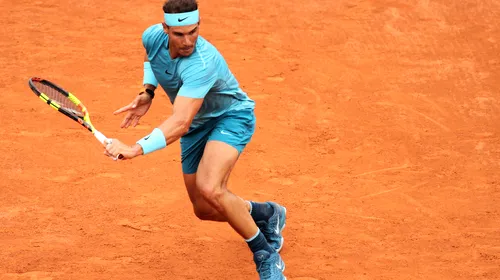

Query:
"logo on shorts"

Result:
[[220, 130, 233, 136]]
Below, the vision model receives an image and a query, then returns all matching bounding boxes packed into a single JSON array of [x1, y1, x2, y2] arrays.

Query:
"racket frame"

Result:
[[28, 77, 108, 145]]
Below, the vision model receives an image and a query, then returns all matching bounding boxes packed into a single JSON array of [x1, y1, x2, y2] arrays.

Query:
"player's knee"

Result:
[[192, 202, 214, 220], [196, 179, 224, 205], [192, 206, 210, 220]]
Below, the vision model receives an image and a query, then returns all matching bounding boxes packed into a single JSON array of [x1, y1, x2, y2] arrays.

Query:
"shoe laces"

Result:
[[258, 256, 273, 278], [259, 221, 274, 236]]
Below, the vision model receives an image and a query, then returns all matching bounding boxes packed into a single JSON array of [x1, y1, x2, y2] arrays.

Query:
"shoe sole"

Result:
[[276, 206, 287, 253], [280, 256, 286, 279]]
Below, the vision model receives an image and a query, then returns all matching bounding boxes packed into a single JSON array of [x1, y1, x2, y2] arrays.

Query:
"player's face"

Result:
[[164, 23, 200, 58]]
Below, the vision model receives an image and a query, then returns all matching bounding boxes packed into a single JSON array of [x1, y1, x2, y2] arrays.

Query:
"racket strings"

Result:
[[34, 81, 83, 116]]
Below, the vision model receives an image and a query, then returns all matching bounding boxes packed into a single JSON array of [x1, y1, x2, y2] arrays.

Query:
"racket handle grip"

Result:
[[93, 130, 107, 144], [94, 130, 124, 160]]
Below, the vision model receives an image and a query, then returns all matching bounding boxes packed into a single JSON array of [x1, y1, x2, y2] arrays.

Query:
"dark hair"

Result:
[[163, 0, 198, 13]]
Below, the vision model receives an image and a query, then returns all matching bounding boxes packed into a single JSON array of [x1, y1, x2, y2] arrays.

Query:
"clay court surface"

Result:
[[1, 0, 500, 279]]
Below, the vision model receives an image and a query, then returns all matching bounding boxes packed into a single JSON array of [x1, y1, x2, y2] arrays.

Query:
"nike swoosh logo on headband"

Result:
[[178, 17, 189, 22]]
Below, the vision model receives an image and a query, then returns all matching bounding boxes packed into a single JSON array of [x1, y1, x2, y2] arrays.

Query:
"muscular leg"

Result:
[[184, 173, 224, 221], [194, 140, 258, 239], [180, 110, 286, 278], [184, 160, 250, 222]]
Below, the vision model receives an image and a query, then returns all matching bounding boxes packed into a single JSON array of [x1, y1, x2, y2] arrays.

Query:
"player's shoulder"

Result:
[[195, 36, 219, 56], [142, 23, 167, 52], [142, 23, 164, 38]]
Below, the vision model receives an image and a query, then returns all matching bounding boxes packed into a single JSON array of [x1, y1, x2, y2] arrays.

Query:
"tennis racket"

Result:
[[28, 77, 122, 159]]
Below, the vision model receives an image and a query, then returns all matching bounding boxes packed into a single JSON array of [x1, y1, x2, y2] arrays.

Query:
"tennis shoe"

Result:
[[256, 202, 287, 252], [253, 250, 286, 280]]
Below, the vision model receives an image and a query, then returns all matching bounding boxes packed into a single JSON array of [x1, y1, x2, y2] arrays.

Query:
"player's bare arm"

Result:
[[158, 95, 203, 145], [104, 95, 203, 159]]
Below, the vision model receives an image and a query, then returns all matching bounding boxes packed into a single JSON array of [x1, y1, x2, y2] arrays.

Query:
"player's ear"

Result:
[[162, 22, 169, 33]]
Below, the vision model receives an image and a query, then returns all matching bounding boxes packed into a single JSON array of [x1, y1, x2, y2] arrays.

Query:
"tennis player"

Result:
[[104, 0, 287, 279]]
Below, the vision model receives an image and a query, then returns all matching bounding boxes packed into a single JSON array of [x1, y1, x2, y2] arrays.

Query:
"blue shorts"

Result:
[[180, 109, 256, 174]]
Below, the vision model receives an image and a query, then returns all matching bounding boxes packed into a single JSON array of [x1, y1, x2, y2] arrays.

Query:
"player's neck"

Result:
[[166, 39, 178, 59], [169, 46, 180, 59]]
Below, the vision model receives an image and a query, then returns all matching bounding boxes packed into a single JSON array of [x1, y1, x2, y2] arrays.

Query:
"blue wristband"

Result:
[[136, 128, 167, 155], [143, 61, 158, 87]]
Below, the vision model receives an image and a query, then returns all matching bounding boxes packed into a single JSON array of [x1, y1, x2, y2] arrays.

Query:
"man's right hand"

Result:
[[113, 91, 153, 128]]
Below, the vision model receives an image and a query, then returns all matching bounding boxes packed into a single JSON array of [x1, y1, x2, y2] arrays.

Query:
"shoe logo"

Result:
[[178, 17, 189, 22], [274, 216, 280, 234], [220, 130, 232, 136], [275, 262, 283, 270], [165, 69, 172, 75]]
